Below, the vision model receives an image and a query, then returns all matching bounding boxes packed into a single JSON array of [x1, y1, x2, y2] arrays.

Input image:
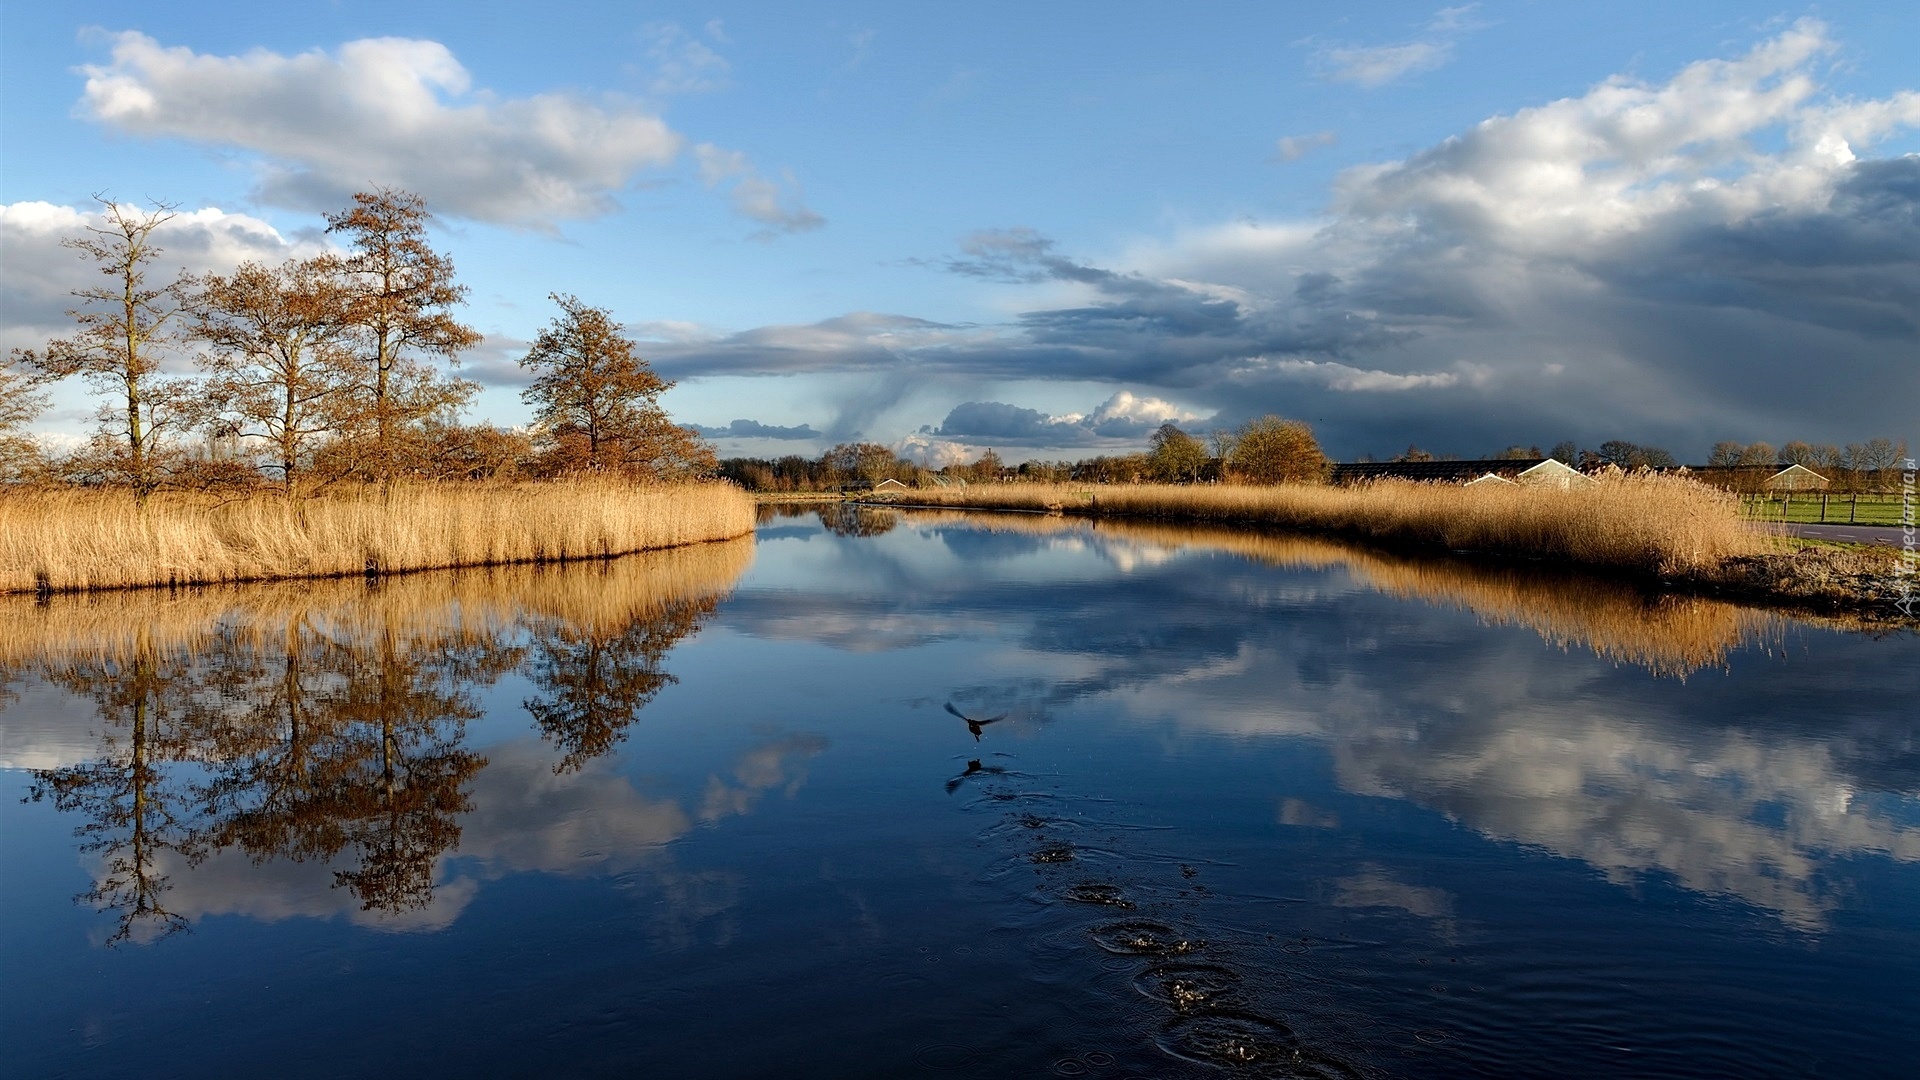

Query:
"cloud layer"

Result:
[[652, 22, 1920, 457]]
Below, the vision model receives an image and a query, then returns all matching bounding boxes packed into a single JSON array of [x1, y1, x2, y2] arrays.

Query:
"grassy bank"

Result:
[[876, 479, 1912, 615], [877, 475, 1767, 576], [0, 480, 756, 595]]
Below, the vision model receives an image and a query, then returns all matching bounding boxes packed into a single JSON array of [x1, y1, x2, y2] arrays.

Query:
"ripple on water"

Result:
[[1031, 843, 1075, 864], [1089, 920, 1205, 957], [1156, 1011, 1366, 1078], [1133, 962, 1244, 1012], [912, 1043, 980, 1070], [1063, 883, 1135, 908]]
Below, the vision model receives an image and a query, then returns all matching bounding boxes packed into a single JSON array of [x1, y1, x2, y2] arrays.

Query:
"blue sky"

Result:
[[4, 2, 1917, 462]]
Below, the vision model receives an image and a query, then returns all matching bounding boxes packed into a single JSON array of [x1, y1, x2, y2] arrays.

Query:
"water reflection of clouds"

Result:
[[736, 514, 1920, 930], [1119, 610, 1917, 931]]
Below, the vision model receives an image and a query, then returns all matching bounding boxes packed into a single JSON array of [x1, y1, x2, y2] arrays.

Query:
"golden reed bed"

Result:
[[879, 476, 1770, 577], [0, 535, 755, 665], [0, 481, 756, 595]]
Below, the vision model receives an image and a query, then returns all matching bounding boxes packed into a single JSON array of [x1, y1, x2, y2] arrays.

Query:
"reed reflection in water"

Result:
[[7, 539, 752, 944], [893, 508, 1796, 679]]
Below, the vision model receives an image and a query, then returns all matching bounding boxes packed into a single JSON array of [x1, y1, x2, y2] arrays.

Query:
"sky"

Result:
[[3, 1, 1917, 464]]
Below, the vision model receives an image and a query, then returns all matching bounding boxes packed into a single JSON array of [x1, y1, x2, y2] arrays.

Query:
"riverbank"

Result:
[[0, 480, 756, 595], [866, 478, 1912, 618]]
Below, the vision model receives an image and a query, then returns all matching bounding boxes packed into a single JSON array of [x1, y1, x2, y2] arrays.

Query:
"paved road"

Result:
[[1783, 523, 1909, 545]]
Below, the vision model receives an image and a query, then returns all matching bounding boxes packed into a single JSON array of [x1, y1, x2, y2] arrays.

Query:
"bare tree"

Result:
[[192, 257, 358, 494], [1776, 441, 1839, 469], [326, 189, 480, 486], [13, 198, 198, 498], [1848, 437, 1908, 493]]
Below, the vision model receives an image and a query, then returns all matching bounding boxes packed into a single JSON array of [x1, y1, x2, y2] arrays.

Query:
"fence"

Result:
[[1740, 493, 1905, 526]]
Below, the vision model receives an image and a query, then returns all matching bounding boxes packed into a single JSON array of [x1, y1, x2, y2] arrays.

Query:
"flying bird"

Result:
[[946, 702, 1008, 741]]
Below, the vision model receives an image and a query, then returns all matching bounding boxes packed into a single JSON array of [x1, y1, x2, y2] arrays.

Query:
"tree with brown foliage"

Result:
[[326, 189, 480, 486], [822, 442, 902, 485], [0, 351, 48, 480], [12, 198, 199, 498], [520, 294, 715, 480], [1230, 416, 1328, 484], [192, 257, 359, 494], [1149, 422, 1208, 482]]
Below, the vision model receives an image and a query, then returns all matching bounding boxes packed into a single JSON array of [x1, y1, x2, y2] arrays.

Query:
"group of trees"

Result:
[[3, 190, 712, 496], [719, 415, 1332, 491], [1707, 437, 1907, 473]]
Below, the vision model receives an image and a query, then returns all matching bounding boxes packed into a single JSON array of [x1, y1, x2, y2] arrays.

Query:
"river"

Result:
[[2, 504, 1915, 1077]]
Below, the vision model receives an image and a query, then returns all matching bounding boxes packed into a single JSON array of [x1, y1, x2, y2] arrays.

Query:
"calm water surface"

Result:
[[2, 506, 1916, 1077]]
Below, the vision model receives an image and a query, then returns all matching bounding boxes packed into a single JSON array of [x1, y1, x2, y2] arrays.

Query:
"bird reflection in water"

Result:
[[945, 701, 1007, 742], [944, 758, 1010, 795]]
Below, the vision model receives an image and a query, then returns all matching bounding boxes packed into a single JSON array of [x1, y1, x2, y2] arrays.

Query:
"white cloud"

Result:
[[78, 31, 682, 227], [693, 144, 826, 234], [1275, 131, 1337, 162], [1312, 5, 1484, 88], [1321, 40, 1453, 88], [1252, 357, 1463, 392], [1085, 390, 1202, 426], [640, 22, 731, 97]]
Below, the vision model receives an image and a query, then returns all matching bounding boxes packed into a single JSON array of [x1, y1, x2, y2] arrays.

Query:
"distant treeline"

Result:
[[722, 417, 1330, 491], [725, 425, 1910, 493]]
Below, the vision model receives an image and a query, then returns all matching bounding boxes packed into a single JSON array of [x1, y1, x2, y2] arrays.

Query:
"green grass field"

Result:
[[1742, 494, 1909, 525]]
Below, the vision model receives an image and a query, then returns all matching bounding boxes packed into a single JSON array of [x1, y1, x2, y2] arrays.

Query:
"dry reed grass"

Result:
[[894, 510, 1795, 677], [0, 480, 756, 595], [880, 475, 1771, 578], [0, 535, 755, 665]]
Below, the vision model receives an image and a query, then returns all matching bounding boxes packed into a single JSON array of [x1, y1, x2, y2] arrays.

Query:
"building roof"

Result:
[[1764, 463, 1830, 488]]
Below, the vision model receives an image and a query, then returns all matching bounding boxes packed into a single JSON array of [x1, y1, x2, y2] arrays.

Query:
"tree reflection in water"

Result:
[[815, 503, 898, 537], [12, 541, 750, 940], [524, 591, 721, 774], [26, 635, 208, 944]]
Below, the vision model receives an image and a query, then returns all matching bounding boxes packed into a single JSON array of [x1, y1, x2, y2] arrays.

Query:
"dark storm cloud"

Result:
[[613, 24, 1920, 458], [689, 419, 821, 441]]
